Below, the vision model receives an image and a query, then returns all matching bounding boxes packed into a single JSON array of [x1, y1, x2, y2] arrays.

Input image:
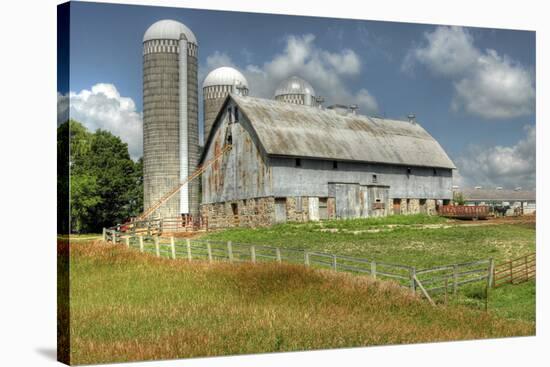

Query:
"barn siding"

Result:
[[201, 103, 272, 204], [270, 157, 452, 200]]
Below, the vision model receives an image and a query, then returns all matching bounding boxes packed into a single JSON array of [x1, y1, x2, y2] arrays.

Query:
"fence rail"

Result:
[[493, 253, 535, 287], [102, 228, 504, 303]]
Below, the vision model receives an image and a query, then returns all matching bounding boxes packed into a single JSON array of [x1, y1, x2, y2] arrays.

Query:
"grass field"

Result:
[[67, 242, 534, 364], [200, 215, 535, 268], [198, 215, 535, 321]]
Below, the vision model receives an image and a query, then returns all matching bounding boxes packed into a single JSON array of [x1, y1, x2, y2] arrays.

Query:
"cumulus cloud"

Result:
[[201, 34, 379, 115], [57, 83, 142, 160], [454, 124, 536, 189], [403, 26, 535, 119]]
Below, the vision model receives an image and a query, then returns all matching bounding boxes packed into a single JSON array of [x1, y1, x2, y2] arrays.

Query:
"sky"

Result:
[[57, 1, 536, 190]]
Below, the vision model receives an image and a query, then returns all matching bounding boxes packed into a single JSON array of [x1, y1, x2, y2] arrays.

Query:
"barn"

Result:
[[199, 92, 455, 228]]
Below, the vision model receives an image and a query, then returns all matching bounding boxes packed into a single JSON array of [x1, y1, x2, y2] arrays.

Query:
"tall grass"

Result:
[[68, 242, 534, 364]]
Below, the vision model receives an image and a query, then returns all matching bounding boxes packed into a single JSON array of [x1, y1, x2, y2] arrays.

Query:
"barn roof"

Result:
[[201, 94, 456, 169], [461, 188, 536, 201]]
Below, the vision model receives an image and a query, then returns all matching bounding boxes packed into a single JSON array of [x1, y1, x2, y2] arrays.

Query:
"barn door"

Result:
[[274, 198, 287, 223], [393, 199, 401, 215]]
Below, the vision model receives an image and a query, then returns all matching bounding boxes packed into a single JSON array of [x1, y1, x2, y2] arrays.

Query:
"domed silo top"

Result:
[[274, 76, 316, 98], [203, 67, 249, 89], [143, 19, 197, 44]]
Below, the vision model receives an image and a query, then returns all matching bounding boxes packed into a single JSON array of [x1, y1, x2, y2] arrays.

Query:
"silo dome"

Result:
[[274, 76, 316, 98], [143, 19, 197, 44], [203, 67, 249, 89]]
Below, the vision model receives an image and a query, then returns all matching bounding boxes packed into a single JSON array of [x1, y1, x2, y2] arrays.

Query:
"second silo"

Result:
[[202, 66, 249, 143], [143, 19, 200, 219]]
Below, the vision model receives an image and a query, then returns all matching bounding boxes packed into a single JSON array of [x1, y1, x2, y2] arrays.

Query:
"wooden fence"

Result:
[[493, 253, 536, 287], [103, 228, 498, 304], [114, 217, 204, 236]]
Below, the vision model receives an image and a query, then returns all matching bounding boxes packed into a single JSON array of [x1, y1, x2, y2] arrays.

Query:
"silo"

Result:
[[142, 19, 200, 219], [202, 66, 249, 143], [274, 76, 316, 106]]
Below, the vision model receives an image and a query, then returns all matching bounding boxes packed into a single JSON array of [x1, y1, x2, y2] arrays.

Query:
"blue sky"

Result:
[[59, 1, 536, 189]]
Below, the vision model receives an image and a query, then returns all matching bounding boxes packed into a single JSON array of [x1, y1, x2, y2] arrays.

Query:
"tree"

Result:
[[57, 120, 143, 233], [453, 191, 465, 205]]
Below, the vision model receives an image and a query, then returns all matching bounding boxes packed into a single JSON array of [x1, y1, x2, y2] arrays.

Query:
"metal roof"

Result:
[[201, 94, 456, 169], [143, 19, 197, 44], [461, 188, 536, 201], [203, 67, 249, 89], [274, 76, 315, 97]]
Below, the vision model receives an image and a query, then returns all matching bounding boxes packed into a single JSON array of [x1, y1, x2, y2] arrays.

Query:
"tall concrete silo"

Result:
[[274, 76, 316, 106], [142, 19, 200, 219], [202, 66, 249, 143]]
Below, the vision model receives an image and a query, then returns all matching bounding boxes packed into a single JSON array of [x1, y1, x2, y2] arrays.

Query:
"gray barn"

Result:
[[199, 93, 456, 228]]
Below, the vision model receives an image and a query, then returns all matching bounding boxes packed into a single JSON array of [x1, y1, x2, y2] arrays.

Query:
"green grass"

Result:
[[67, 242, 534, 364], [317, 214, 450, 229], [488, 281, 536, 322], [200, 215, 535, 268], [196, 215, 535, 322]]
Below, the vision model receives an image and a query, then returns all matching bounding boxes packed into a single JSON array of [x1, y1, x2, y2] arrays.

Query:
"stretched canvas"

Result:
[[57, 1, 536, 365]]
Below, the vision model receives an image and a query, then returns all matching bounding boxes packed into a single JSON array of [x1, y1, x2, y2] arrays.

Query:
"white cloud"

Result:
[[452, 50, 535, 119], [201, 34, 379, 115], [57, 91, 69, 125], [454, 124, 535, 189], [404, 26, 535, 119], [58, 83, 142, 160]]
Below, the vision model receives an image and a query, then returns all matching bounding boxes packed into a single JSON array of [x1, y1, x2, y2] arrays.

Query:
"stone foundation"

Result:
[[201, 197, 275, 229], [286, 196, 310, 222], [202, 195, 442, 229], [390, 198, 438, 216], [426, 199, 437, 215]]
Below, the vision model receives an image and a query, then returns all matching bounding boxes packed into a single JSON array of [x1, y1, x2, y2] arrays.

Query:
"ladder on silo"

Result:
[[137, 144, 232, 220]]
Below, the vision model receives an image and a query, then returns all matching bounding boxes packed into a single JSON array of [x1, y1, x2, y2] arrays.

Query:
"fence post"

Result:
[[170, 237, 176, 259], [154, 236, 160, 257], [227, 241, 233, 263], [102, 228, 106, 241], [139, 236, 144, 253], [304, 251, 310, 266], [453, 264, 458, 295], [410, 267, 416, 294], [487, 258, 495, 288], [207, 242, 213, 263], [332, 255, 337, 271], [251, 245, 256, 263], [371, 261, 377, 279], [276, 248, 282, 263], [125, 236, 130, 248], [186, 239, 192, 261]]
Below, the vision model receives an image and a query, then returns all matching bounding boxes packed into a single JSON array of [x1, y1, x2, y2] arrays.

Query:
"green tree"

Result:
[[453, 191, 465, 205], [58, 120, 143, 233]]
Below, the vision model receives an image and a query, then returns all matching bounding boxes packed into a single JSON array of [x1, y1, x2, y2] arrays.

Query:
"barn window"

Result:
[[227, 107, 233, 123], [234, 106, 240, 122], [295, 158, 302, 167], [372, 174, 378, 184], [333, 161, 338, 169]]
